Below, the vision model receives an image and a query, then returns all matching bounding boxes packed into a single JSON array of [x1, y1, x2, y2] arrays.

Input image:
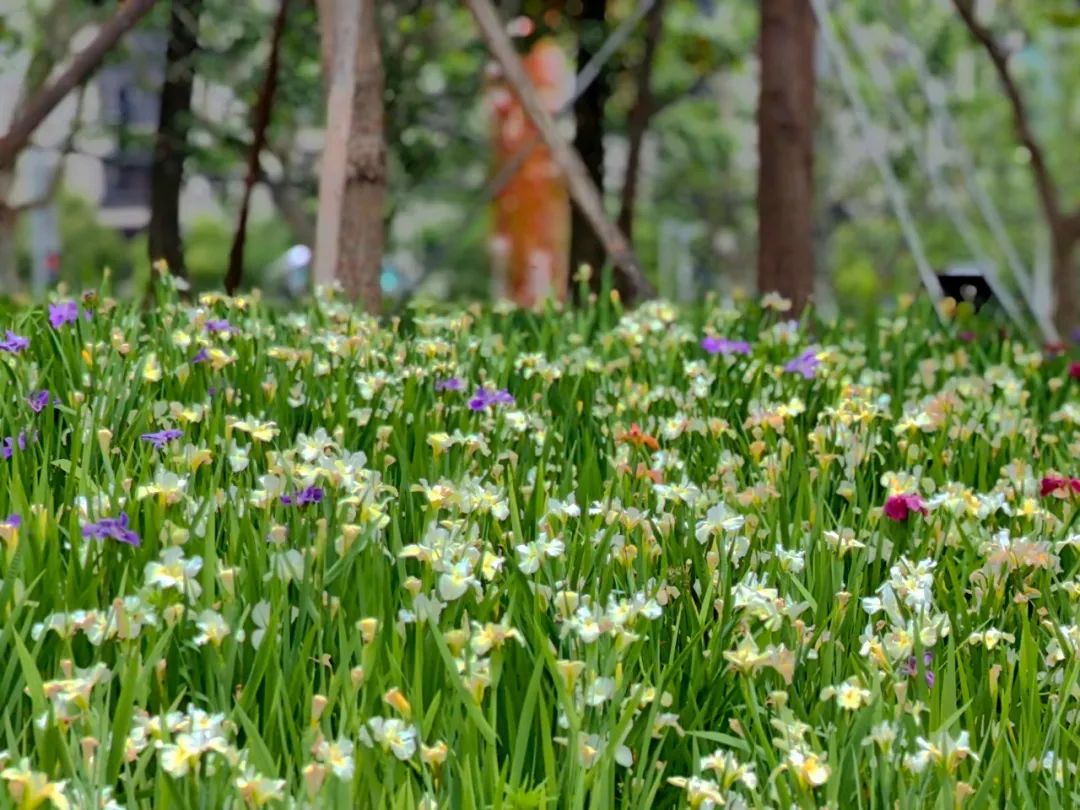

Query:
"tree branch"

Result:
[[951, 0, 1062, 228], [12, 83, 87, 214], [0, 0, 158, 172], [225, 0, 289, 294]]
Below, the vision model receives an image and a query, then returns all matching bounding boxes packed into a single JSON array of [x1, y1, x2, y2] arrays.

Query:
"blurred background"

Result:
[[0, 0, 1078, 330]]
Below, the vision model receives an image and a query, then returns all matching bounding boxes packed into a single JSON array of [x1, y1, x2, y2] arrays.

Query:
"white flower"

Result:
[[695, 504, 745, 544], [438, 558, 477, 601], [585, 677, 615, 706], [315, 737, 355, 780], [364, 717, 417, 761], [193, 609, 230, 647], [145, 548, 204, 600], [266, 550, 304, 583]]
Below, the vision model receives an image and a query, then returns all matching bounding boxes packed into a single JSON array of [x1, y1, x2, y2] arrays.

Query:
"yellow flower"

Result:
[[158, 734, 202, 777], [235, 771, 286, 807], [383, 688, 412, 718], [142, 353, 162, 383], [206, 348, 236, 371], [232, 418, 279, 443], [787, 748, 830, 787], [1, 760, 70, 809]]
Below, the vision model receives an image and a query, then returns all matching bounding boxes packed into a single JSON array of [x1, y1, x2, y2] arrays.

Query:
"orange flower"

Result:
[[616, 423, 659, 451]]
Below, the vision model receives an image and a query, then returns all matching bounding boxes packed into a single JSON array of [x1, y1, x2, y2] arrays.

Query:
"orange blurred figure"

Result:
[[488, 33, 571, 308]]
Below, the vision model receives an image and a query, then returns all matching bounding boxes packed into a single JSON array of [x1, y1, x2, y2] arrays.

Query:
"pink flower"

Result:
[[1040, 476, 1080, 497], [1069, 362, 1080, 381], [884, 493, 926, 522]]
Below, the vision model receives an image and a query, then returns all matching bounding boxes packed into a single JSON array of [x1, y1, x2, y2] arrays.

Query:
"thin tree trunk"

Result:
[[570, 0, 609, 287], [1052, 235, 1078, 333], [225, 0, 289, 295], [0, 0, 157, 172], [337, 0, 385, 313], [757, 0, 815, 314], [617, 0, 664, 242], [148, 0, 201, 281]]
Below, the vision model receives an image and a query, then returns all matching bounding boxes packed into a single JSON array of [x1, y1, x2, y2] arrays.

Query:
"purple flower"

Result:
[[82, 513, 140, 546], [0, 330, 29, 353], [27, 390, 50, 414], [1, 431, 33, 460], [435, 377, 464, 392], [468, 387, 515, 411], [784, 348, 820, 379], [140, 428, 183, 449], [3, 514, 20, 528], [281, 486, 325, 507], [204, 319, 233, 334], [901, 651, 935, 687], [48, 300, 88, 329], [1071, 327, 1080, 345], [192, 348, 210, 364], [701, 336, 752, 356]]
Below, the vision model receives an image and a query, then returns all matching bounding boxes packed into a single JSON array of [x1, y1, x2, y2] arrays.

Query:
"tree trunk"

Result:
[[148, 0, 201, 281], [617, 0, 664, 242], [570, 0, 609, 287], [756, 0, 815, 314], [1052, 234, 1078, 335], [337, 0, 385, 313], [313, 0, 384, 312]]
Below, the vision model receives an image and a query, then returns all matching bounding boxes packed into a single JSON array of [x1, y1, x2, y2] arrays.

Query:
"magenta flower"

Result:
[[884, 493, 926, 522], [0, 330, 29, 353], [701, 336, 751, 356], [82, 513, 140, 546], [1040, 476, 1080, 497], [784, 348, 820, 379]]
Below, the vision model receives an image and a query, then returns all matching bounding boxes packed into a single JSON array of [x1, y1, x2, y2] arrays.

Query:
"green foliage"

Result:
[[17, 193, 132, 288], [181, 215, 296, 293], [0, 288, 1078, 807]]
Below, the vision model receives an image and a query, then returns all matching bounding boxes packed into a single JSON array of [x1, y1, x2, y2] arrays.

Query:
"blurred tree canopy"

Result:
[[2, 0, 1078, 316]]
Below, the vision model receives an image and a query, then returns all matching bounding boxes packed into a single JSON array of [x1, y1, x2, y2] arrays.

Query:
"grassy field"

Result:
[[1, 279, 1079, 808]]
